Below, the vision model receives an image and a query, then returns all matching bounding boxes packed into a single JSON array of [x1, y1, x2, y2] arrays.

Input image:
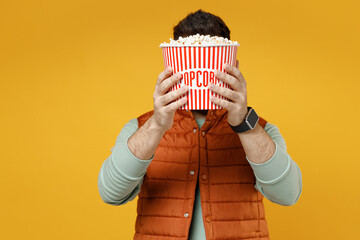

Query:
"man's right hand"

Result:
[[152, 67, 189, 133]]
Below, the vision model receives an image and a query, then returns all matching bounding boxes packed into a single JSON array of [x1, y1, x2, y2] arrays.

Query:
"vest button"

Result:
[[190, 170, 195, 175], [201, 174, 207, 180], [184, 212, 189, 217], [202, 131, 206, 136], [205, 215, 211, 222], [193, 129, 197, 133]]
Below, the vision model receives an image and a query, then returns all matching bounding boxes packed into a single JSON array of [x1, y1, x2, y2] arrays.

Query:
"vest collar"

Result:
[[175, 109, 228, 122]]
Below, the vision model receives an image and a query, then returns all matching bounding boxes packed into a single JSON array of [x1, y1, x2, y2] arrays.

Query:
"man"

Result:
[[98, 9, 302, 240]]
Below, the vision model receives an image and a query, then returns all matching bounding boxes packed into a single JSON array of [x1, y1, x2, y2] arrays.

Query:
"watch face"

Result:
[[247, 109, 259, 128]]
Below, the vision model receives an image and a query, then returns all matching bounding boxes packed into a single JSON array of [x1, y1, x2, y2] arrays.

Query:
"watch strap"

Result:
[[228, 107, 258, 133]]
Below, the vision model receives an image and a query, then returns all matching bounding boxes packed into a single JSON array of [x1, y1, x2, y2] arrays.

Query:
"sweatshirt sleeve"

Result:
[[97, 118, 154, 206], [246, 122, 303, 206]]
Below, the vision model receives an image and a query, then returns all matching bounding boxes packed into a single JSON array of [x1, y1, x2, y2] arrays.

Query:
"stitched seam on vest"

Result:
[[144, 178, 254, 184], [140, 196, 193, 200], [134, 233, 270, 240], [206, 132, 243, 135], [137, 215, 266, 221], [157, 144, 246, 150], [135, 232, 187, 238], [186, 132, 238, 136], [151, 160, 252, 167], [206, 147, 244, 150], [205, 163, 252, 166], [205, 164, 252, 167], [158, 144, 195, 148], [208, 182, 255, 185], [220, 236, 269, 240], [211, 218, 266, 222], [204, 200, 262, 203], [144, 178, 192, 182], [205, 138, 215, 239], [256, 191, 261, 233], [139, 191, 145, 234], [139, 197, 261, 203], [139, 214, 190, 218]]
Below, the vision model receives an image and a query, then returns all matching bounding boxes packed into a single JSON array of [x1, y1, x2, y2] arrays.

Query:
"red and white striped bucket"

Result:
[[160, 44, 239, 110]]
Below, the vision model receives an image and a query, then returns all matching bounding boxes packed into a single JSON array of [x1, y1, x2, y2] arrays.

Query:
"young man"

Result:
[[98, 9, 302, 240]]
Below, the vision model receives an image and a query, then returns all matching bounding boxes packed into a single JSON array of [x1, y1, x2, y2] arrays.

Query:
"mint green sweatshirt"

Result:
[[98, 117, 302, 239]]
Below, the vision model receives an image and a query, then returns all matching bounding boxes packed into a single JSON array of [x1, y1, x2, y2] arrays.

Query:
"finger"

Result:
[[161, 85, 189, 106], [236, 59, 239, 68], [156, 67, 173, 86], [158, 72, 183, 95], [223, 63, 246, 87], [209, 94, 235, 110], [164, 95, 188, 113], [209, 83, 239, 102], [214, 70, 241, 91]]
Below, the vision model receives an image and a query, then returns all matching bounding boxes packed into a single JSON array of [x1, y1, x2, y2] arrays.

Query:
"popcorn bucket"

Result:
[[160, 44, 239, 110]]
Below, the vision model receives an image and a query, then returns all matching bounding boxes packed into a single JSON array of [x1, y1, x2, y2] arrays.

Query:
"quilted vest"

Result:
[[134, 108, 270, 240]]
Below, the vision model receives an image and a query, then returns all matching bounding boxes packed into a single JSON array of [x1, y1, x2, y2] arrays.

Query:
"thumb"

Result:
[[236, 59, 239, 68]]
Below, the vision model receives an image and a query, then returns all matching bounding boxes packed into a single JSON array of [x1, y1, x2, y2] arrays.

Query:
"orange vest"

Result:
[[134, 109, 270, 240]]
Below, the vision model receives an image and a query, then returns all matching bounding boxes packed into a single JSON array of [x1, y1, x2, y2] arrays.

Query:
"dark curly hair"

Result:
[[173, 9, 231, 40]]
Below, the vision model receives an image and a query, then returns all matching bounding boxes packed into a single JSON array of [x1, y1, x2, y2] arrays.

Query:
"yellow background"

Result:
[[1, 0, 359, 239]]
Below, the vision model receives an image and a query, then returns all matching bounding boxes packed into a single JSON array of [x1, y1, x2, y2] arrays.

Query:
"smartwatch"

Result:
[[228, 107, 259, 133]]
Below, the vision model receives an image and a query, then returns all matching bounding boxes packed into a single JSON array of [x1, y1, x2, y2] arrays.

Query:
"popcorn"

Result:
[[159, 34, 240, 110], [159, 33, 239, 46]]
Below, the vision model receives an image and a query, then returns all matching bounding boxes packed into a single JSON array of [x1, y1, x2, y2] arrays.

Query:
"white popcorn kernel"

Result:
[[159, 34, 239, 46]]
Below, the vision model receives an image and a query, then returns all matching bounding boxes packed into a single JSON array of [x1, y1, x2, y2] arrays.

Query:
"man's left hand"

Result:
[[208, 60, 248, 126]]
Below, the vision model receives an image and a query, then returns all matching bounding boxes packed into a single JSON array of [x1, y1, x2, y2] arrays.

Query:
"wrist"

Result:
[[148, 115, 167, 135]]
